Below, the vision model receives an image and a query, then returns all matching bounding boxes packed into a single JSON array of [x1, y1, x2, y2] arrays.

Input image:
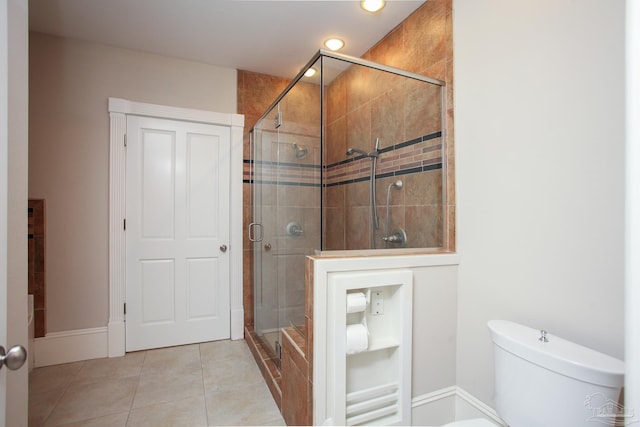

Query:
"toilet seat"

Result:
[[442, 418, 497, 427]]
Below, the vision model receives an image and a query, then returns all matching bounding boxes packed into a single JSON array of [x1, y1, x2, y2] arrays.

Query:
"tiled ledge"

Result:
[[281, 327, 312, 426], [245, 326, 282, 411], [312, 248, 457, 258]]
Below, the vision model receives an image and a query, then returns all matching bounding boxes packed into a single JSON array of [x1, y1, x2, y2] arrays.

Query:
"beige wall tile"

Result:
[[371, 85, 405, 148], [346, 104, 372, 153]]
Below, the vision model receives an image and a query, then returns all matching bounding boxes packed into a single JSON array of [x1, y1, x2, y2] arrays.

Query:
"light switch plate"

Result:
[[371, 291, 384, 315]]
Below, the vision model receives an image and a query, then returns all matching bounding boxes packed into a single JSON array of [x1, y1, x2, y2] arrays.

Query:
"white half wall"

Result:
[[311, 254, 459, 426], [28, 32, 237, 333], [454, 0, 625, 407]]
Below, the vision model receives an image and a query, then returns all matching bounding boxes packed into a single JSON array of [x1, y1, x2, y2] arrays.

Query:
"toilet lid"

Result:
[[442, 419, 497, 427]]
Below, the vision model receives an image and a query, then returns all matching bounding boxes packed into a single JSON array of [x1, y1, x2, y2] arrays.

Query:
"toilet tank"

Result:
[[488, 320, 625, 427]]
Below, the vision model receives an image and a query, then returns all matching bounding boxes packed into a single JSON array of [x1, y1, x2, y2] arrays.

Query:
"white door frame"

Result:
[[107, 97, 244, 357]]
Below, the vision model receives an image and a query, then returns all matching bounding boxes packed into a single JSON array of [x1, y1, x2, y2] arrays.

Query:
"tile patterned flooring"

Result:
[[28, 340, 286, 427]]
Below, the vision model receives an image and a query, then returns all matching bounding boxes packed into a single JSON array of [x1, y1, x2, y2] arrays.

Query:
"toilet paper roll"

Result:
[[346, 323, 369, 354], [346, 292, 367, 314]]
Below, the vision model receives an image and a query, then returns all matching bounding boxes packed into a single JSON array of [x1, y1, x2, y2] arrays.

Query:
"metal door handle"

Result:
[[0, 345, 27, 371], [220, 244, 227, 253], [249, 223, 263, 242], [264, 243, 272, 251]]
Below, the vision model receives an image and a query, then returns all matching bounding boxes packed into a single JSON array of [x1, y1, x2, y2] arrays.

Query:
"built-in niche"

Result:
[[28, 199, 46, 337]]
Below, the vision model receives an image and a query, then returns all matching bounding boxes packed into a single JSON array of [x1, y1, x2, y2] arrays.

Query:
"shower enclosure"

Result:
[[249, 50, 445, 366]]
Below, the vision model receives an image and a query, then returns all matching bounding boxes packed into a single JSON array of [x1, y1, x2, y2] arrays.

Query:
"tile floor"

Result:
[[28, 340, 286, 427]]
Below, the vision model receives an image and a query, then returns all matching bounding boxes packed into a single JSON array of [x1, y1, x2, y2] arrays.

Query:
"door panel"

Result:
[[187, 133, 220, 238], [126, 116, 230, 351], [141, 259, 175, 323], [186, 258, 218, 319], [141, 130, 175, 239]]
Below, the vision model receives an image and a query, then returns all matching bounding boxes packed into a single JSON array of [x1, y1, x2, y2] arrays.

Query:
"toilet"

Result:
[[444, 320, 625, 427]]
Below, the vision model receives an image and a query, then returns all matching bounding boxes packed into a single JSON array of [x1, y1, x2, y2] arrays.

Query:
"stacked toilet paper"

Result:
[[346, 292, 369, 354], [346, 292, 367, 313], [346, 324, 369, 354]]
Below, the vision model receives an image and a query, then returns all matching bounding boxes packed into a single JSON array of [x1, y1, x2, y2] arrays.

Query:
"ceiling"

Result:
[[28, 0, 425, 80]]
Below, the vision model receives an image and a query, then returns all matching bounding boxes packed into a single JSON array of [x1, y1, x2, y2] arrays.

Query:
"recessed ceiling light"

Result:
[[324, 38, 345, 51], [304, 68, 317, 78], [361, 0, 385, 13]]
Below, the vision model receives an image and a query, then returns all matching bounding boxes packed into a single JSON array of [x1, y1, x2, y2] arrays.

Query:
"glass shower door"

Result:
[[276, 85, 321, 337], [252, 66, 321, 367], [252, 111, 281, 364]]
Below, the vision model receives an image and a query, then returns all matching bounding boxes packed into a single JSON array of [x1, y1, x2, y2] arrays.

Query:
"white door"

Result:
[[125, 116, 231, 351], [1, 0, 28, 424], [0, 19, 7, 418]]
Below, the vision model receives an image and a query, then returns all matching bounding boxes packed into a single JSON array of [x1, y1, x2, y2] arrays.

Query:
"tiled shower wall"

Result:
[[363, 0, 455, 250], [323, 60, 444, 249]]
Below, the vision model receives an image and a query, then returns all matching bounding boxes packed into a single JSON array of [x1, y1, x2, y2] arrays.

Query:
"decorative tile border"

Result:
[[243, 130, 442, 187]]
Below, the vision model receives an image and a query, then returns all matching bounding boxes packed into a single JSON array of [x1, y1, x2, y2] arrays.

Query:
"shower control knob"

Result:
[[0, 345, 27, 371]]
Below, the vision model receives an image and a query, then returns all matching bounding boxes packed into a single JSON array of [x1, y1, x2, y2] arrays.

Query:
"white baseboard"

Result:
[[411, 386, 457, 425], [455, 387, 506, 426], [411, 386, 507, 426], [107, 320, 125, 357], [230, 308, 244, 340], [412, 386, 458, 408], [36, 315, 243, 367], [34, 327, 108, 367]]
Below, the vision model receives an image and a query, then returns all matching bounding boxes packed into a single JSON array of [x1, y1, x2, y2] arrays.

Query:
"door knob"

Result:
[[220, 244, 228, 253], [0, 345, 27, 371], [264, 243, 272, 251]]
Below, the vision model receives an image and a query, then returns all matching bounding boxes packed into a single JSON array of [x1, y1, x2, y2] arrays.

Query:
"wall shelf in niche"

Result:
[[361, 337, 400, 353], [323, 269, 413, 426]]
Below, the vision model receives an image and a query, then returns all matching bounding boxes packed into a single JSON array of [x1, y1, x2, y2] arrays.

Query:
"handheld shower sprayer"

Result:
[[389, 180, 403, 190], [345, 138, 382, 248]]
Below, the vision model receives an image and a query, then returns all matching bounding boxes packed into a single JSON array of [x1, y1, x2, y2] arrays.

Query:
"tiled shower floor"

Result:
[[28, 340, 286, 426]]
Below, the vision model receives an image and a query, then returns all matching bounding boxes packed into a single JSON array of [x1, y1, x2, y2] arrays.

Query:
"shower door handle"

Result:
[[249, 222, 263, 242]]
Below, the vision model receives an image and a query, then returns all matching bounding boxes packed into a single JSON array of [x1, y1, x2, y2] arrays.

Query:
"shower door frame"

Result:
[[250, 119, 284, 365]]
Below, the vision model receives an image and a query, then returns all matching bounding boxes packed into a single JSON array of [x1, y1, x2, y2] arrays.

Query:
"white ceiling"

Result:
[[28, 0, 425, 79]]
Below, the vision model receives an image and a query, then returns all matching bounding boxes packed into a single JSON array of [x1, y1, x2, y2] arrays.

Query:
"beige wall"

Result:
[[454, 0, 625, 407], [29, 32, 237, 332]]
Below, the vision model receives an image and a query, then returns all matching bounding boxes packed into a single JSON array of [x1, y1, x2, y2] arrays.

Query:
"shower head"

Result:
[[292, 143, 308, 159], [346, 147, 372, 157]]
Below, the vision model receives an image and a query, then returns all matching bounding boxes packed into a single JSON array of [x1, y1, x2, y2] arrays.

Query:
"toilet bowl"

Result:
[[443, 320, 624, 427]]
